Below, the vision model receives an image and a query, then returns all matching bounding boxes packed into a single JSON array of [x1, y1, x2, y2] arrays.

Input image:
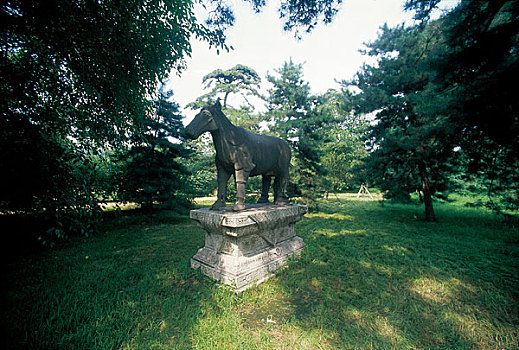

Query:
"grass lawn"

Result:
[[3, 195, 518, 349]]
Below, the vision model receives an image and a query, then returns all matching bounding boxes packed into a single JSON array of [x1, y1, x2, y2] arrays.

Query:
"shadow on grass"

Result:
[[2, 210, 221, 349], [247, 198, 519, 348], [3, 199, 518, 349]]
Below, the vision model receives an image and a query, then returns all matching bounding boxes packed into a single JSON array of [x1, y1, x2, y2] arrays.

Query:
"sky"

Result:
[[168, 0, 456, 119]]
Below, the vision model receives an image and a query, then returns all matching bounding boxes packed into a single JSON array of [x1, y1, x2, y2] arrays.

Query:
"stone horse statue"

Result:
[[185, 101, 291, 211]]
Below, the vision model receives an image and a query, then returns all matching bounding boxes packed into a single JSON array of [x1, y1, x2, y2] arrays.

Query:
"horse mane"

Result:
[[209, 103, 236, 134]]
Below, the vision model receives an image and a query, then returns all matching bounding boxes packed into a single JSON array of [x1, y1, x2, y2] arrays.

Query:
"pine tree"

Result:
[[200, 65, 261, 109], [265, 60, 325, 205], [350, 23, 455, 221], [117, 87, 191, 213]]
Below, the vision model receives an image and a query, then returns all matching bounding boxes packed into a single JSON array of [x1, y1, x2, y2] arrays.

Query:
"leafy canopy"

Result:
[[1, 0, 228, 147]]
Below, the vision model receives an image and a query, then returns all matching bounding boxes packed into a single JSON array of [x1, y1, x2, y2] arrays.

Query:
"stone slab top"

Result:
[[190, 203, 308, 236]]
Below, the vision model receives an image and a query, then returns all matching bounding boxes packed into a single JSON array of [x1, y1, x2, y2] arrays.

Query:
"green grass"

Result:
[[3, 195, 518, 349]]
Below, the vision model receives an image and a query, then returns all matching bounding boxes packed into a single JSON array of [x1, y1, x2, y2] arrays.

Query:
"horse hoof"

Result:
[[210, 201, 226, 210], [232, 203, 246, 211], [274, 200, 288, 206]]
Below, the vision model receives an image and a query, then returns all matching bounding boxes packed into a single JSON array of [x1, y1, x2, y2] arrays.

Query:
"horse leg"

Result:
[[211, 165, 231, 210], [273, 177, 280, 204], [257, 175, 272, 203], [274, 170, 289, 205], [232, 169, 249, 211]]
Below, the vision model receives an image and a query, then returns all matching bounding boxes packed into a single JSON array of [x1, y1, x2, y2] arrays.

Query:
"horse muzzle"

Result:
[[184, 126, 199, 139]]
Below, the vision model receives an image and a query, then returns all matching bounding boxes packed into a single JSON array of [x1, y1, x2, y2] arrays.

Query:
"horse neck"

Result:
[[210, 111, 237, 155], [210, 110, 236, 140], [214, 109, 234, 130]]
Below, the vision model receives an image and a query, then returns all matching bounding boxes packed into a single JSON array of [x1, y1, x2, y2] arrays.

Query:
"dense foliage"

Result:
[[428, 0, 519, 212], [349, 23, 450, 221], [1, 0, 223, 146], [349, 0, 518, 220], [1, 0, 517, 242], [1, 0, 349, 240], [0, 0, 225, 239], [315, 89, 369, 194]]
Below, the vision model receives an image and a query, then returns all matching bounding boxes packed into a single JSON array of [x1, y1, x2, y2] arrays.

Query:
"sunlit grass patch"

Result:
[[314, 228, 366, 238], [381, 244, 408, 253], [99, 201, 140, 211], [372, 316, 407, 345], [333, 192, 384, 201], [193, 196, 217, 207], [271, 323, 338, 349], [410, 276, 459, 303], [306, 211, 354, 221]]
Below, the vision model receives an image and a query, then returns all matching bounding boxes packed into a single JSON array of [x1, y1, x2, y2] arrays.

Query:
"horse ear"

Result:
[[215, 99, 222, 110]]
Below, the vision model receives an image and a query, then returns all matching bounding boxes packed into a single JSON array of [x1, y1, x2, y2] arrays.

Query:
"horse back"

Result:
[[243, 129, 290, 176]]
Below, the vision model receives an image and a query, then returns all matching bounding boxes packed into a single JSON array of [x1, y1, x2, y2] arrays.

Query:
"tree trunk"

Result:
[[418, 162, 436, 222], [487, 147, 500, 208], [141, 200, 154, 218], [223, 91, 230, 108]]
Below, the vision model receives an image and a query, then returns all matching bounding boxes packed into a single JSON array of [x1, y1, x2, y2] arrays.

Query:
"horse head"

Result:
[[184, 102, 220, 139]]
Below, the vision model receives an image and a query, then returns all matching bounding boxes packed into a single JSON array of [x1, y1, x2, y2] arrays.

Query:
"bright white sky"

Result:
[[168, 0, 456, 120]]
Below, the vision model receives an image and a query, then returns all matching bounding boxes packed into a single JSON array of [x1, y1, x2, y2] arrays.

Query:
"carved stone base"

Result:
[[190, 203, 307, 292]]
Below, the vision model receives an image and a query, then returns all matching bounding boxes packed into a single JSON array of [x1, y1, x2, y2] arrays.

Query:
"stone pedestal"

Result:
[[190, 203, 307, 292]]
